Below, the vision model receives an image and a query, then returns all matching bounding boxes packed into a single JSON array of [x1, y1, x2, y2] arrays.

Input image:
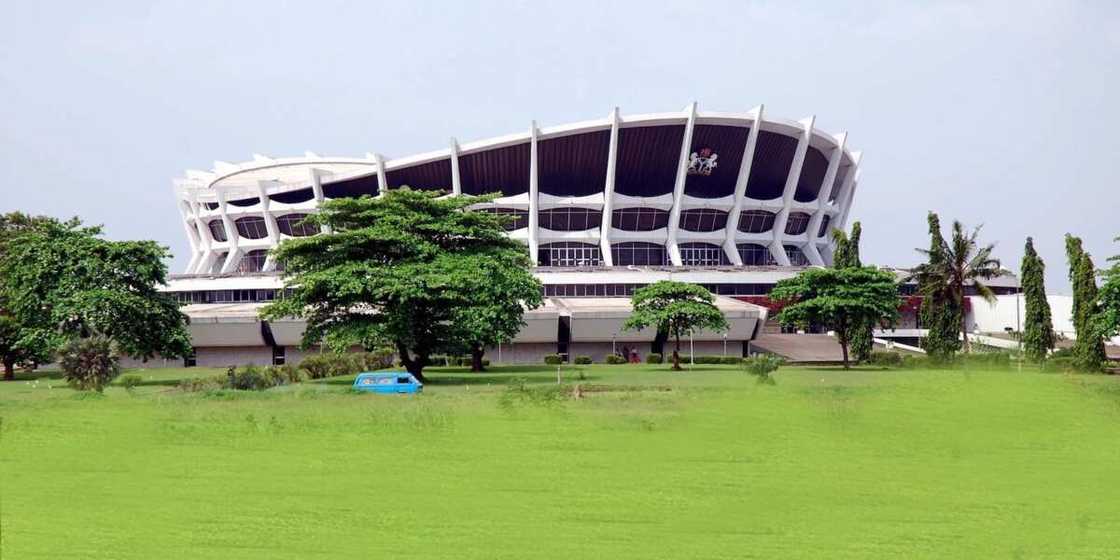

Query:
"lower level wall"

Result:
[[196, 346, 274, 368]]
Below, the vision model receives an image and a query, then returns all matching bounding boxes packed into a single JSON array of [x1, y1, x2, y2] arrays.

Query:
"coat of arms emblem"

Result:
[[687, 147, 718, 176]]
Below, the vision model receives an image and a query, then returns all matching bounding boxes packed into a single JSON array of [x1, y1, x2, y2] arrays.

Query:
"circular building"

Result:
[[174, 104, 861, 276]]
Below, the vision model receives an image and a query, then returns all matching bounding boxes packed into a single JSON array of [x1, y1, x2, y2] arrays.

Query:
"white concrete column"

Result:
[[835, 160, 862, 231], [599, 107, 621, 266], [256, 181, 282, 271], [178, 199, 201, 273], [528, 121, 541, 265], [217, 190, 241, 274], [374, 153, 388, 197], [192, 199, 217, 275], [309, 168, 331, 234], [449, 138, 462, 196], [769, 115, 815, 266], [723, 105, 764, 266], [666, 102, 698, 266]]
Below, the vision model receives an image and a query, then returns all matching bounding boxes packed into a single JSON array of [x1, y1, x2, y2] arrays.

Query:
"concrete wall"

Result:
[[195, 346, 274, 368]]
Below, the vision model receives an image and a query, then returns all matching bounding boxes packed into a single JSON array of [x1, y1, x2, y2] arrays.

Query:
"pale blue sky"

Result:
[[2, 1, 1118, 291]]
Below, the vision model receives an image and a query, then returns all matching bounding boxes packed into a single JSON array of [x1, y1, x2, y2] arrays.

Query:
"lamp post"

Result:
[[722, 332, 728, 357]]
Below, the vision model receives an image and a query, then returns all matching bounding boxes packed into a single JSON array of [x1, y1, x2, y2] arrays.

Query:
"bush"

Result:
[[867, 352, 903, 367], [59, 336, 120, 392], [270, 364, 303, 384], [742, 355, 783, 377], [686, 355, 742, 365], [899, 355, 932, 369], [118, 374, 143, 390], [177, 376, 224, 393], [959, 351, 1012, 369], [298, 352, 377, 380], [646, 353, 663, 364], [225, 365, 270, 390], [605, 354, 628, 365], [544, 354, 564, 365], [574, 355, 593, 365]]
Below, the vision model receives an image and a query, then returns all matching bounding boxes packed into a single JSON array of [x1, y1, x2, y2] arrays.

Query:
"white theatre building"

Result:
[[157, 103, 1026, 367]]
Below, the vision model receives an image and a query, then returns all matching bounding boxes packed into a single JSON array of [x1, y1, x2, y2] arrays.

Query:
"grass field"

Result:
[[2, 363, 1120, 559]]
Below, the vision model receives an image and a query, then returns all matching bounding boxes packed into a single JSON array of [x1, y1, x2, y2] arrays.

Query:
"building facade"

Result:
[[163, 104, 868, 366]]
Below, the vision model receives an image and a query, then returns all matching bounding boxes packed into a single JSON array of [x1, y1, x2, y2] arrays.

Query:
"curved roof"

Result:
[[174, 104, 859, 203]]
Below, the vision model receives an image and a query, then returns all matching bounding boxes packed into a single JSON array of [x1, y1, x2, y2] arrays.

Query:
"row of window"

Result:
[[174, 289, 291, 305], [206, 214, 318, 242], [204, 208, 834, 237], [536, 242, 810, 267], [541, 282, 779, 297]]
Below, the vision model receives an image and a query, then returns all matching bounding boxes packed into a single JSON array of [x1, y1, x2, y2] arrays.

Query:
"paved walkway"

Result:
[[751, 334, 845, 364]]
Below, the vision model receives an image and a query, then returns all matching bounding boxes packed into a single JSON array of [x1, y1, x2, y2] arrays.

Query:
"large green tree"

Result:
[[0, 213, 66, 379], [1096, 236, 1120, 345], [1069, 247, 1106, 371], [623, 281, 729, 371], [0, 216, 191, 379], [1020, 237, 1055, 362], [770, 267, 900, 368], [911, 217, 1002, 353], [915, 212, 961, 361], [831, 221, 873, 361], [261, 188, 541, 382]]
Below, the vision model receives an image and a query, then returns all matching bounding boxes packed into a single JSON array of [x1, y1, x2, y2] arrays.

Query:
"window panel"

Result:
[[276, 214, 318, 237], [611, 207, 669, 231], [235, 217, 270, 239], [784, 244, 810, 266], [236, 250, 269, 273], [477, 207, 529, 231], [737, 243, 775, 266], [611, 242, 668, 266], [737, 210, 775, 233], [207, 220, 228, 242], [679, 242, 729, 266], [538, 242, 601, 267], [538, 208, 602, 231], [817, 215, 832, 238], [678, 209, 729, 232], [784, 212, 811, 235]]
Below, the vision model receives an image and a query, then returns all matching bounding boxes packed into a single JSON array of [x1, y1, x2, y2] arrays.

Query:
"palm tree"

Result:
[[910, 220, 1004, 352]]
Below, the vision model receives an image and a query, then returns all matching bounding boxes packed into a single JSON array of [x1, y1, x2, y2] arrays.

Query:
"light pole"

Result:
[[722, 332, 728, 357]]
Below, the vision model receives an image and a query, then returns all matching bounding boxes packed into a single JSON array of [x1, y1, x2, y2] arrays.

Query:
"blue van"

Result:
[[352, 372, 423, 394]]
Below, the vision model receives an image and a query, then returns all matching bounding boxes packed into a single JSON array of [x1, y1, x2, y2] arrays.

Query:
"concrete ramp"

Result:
[[751, 334, 846, 364]]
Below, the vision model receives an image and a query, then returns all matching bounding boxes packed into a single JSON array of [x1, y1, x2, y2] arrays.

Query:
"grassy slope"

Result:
[[2, 364, 1119, 559]]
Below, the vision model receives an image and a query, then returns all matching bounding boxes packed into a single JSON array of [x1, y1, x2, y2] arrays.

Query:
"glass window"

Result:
[[538, 242, 601, 267], [276, 214, 318, 237], [210, 252, 228, 274], [477, 207, 529, 231], [784, 244, 810, 266], [784, 212, 812, 235], [817, 215, 832, 238], [539, 208, 602, 231], [235, 217, 270, 240], [611, 208, 669, 231], [737, 210, 775, 233], [678, 209, 728, 232], [611, 242, 668, 266], [207, 220, 228, 242], [236, 250, 269, 273], [737, 243, 775, 266], [679, 242, 730, 266]]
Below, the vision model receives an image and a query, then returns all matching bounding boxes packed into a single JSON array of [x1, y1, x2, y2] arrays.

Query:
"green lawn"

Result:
[[2, 363, 1120, 559]]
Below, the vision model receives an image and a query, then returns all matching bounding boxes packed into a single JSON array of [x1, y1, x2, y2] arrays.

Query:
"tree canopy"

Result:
[[260, 188, 542, 381], [915, 212, 960, 360], [1020, 237, 1055, 363], [770, 266, 900, 368], [0, 214, 191, 379], [623, 281, 728, 371], [1067, 241, 1106, 371], [1096, 237, 1120, 343], [911, 216, 1002, 353], [831, 221, 872, 361]]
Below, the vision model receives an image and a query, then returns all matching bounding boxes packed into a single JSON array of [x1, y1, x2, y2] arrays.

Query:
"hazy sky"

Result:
[[2, 1, 1118, 292]]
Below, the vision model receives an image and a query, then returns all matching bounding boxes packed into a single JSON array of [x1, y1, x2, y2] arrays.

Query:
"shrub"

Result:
[[118, 374, 143, 390], [177, 376, 224, 393], [605, 354, 628, 365], [574, 355, 593, 365], [646, 353, 663, 364], [697, 355, 742, 365], [544, 354, 564, 365], [959, 351, 1012, 369], [867, 352, 903, 367], [743, 354, 783, 375], [899, 355, 932, 369], [226, 365, 270, 390], [271, 364, 303, 384], [298, 352, 369, 379], [59, 336, 120, 392]]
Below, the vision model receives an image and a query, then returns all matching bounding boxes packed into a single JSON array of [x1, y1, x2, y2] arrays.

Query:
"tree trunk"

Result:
[[2, 359, 14, 381], [396, 342, 429, 384], [838, 325, 850, 370], [470, 344, 485, 372], [652, 328, 668, 356], [671, 333, 682, 371], [841, 342, 850, 369], [959, 295, 971, 353]]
